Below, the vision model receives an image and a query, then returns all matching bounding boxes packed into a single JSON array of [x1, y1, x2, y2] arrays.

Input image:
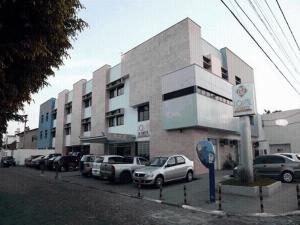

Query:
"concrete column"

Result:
[[71, 79, 86, 146], [55, 90, 68, 155], [239, 116, 254, 182], [90, 64, 110, 154]]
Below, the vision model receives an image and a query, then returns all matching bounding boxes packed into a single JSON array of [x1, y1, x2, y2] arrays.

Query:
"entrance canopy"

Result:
[[80, 133, 136, 144]]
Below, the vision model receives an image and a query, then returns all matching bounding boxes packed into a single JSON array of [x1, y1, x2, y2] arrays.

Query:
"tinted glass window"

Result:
[[123, 157, 134, 163], [95, 157, 104, 163], [282, 154, 292, 159], [167, 157, 176, 166], [176, 156, 185, 165], [108, 157, 123, 163], [139, 158, 148, 165], [254, 157, 265, 164], [265, 156, 285, 164], [297, 155, 300, 160]]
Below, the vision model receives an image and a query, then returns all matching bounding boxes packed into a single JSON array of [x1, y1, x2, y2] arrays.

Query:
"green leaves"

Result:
[[0, 0, 88, 144]]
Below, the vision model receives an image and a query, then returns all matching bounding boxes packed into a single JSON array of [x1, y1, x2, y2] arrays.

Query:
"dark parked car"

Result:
[[53, 156, 79, 172], [0, 156, 16, 167], [30, 155, 45, 168], [233, 154, 300, 183], [24, 155, 42, 167], [42, 154, 62, 170]]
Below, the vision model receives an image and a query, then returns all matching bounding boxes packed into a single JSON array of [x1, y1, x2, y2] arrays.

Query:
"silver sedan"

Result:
[[133, 154, 194, 188]]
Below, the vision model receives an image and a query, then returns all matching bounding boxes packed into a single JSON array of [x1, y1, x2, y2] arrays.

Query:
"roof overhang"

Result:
[[80, 133, 136, 144]]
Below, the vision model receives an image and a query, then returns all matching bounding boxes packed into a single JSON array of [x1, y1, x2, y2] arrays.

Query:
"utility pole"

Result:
[[23, 115, 28, 149]]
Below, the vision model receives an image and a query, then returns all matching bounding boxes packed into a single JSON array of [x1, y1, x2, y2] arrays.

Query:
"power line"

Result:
[[219, 0, 300, 95], [249, 0, 299, 75], [264, 0, 300, 64], [233, 0, 300, 87], [276, 0, 300, 51], [251, 0, 300, 79]]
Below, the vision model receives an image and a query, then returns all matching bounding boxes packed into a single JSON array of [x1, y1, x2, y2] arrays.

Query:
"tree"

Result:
[[0, 0, 88, 145]]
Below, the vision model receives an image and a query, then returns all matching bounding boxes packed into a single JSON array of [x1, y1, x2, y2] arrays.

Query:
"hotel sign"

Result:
[[232, 83, 256, 117], [137, 121, 150, 139]]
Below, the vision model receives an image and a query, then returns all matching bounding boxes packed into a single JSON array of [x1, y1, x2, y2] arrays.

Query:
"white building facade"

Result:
[[39, 18, 261, 174]]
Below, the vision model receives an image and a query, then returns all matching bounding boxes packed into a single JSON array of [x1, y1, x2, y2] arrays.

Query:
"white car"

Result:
[[91, 155, 123, 178], [274, 153, 300, 162]]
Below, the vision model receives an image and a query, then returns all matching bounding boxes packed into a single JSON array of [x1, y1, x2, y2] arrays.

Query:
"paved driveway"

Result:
[[22, 167, 300, 214]]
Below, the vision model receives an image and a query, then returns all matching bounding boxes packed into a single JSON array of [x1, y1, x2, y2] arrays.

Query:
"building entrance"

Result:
[[108, 143, 132, 156]]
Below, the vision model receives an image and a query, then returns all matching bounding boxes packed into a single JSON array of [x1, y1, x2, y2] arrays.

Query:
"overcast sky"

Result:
[[6, 0, 300, 134]]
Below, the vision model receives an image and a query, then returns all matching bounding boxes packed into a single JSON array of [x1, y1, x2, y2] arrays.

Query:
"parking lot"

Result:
[[3, 166, 300, 225], [19, 166, 300, 215]]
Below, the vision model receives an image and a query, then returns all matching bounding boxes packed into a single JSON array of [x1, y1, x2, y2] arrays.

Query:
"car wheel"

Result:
[[120, 171, 132, 184], [60, 166, 66, 172], [281, 171, 294, 183], [154, 176, 164, 188], [68, 165, 74, 172], [186, 171, 193, 182]]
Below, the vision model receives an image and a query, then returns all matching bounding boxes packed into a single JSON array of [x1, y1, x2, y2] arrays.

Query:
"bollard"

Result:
[[138, 180, 141, 198], [296, 185, 300, 210], [40, 164, 45, 176], [259, 186, 264, 213], [184, 185, 187, 205], [159, 184, 163, 200], [218, 185, 222, 211], [55, 165, 59, 180]]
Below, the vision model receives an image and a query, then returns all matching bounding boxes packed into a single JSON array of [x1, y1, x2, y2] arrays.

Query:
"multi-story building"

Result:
[[38, 18, 259, 173], [37, 98, 56, 149]]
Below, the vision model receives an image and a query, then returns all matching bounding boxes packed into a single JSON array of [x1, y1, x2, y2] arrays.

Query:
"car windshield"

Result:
[[149, 157, 168, 167], [297, 155, 300, 160], [95, 157, 104, 163]]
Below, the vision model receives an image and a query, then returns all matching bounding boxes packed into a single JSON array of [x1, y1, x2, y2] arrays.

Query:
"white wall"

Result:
[[5, 149, 55, 165]]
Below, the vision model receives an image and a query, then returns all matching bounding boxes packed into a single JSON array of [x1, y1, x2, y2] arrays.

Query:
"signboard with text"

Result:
[[232, 83, 256, 117]]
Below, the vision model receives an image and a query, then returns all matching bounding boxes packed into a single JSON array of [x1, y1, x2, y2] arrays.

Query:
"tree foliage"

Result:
[[0, 0, 87, 144]]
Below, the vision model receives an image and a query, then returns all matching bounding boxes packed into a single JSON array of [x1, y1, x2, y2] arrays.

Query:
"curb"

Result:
[[57, 177, 300, 218]]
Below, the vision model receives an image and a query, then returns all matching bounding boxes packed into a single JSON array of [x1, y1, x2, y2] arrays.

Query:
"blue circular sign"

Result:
[[196, 140, 215, 168]]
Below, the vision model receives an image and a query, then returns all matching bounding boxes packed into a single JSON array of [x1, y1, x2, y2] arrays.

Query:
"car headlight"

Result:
[[146, 173, 154, 178]]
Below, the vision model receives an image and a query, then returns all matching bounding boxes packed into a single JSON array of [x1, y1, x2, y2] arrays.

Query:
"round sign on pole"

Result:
[[196, 140, 215, 168]]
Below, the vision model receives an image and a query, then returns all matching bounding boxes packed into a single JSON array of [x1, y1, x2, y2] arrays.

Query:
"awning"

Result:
[[80, 133, 136, 144]]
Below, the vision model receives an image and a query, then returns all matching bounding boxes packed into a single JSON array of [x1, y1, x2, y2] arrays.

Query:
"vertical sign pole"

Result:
[[209, 163, 215, 202], [240, 116, 254, 182]]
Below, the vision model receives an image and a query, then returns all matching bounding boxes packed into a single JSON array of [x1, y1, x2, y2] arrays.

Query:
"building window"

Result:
[[116, 115, 124, 126], [64, 124, 71, 135], [109, 84, 124, 99], [51, 129, 56, 137], [250, 116, 254, 125], [221, 67, 228, 80], [52, 111, 57, 120], [84, 98, 92, 108], [65, 127, 71, 135], [138, 103, 149, 122], [83, 122, 91, 132], [41, 115, 44, 123], [235, 76, 241, 85], [40, 131, 43, 139], [108, 118, 115, 127], [65, 103, 72, 114], [117, 85, 124, 96], [46, 113, 49, 122], [203, 56, 211, 70], [45, 130, 48, 138], [135, 141, 150, 160]]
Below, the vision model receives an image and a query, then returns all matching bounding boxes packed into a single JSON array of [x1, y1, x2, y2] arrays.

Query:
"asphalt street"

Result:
[[1, 167, 300, 225]]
